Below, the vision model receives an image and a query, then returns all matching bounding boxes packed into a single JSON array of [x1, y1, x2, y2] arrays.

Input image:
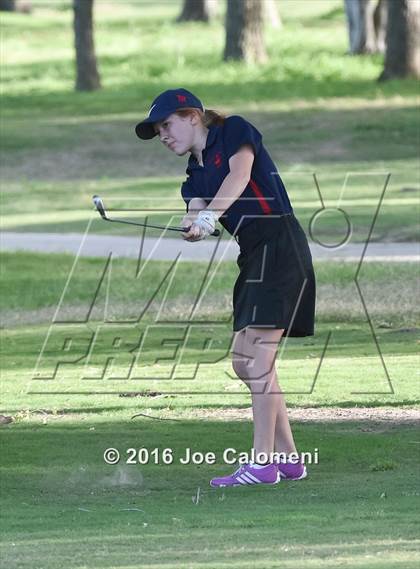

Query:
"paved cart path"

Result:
[[1, 232, 419, 262]]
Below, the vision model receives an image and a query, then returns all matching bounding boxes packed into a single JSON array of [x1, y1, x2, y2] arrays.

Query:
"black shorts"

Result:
[[233, 214, 316, 336]]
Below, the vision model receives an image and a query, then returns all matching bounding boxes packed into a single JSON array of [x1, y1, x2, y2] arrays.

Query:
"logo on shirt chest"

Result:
[[213, 151, 223, 168]]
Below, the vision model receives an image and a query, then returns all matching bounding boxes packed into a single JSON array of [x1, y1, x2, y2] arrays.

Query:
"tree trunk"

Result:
[[177, 0, 217, 23], [0, 0, 16, 11], [73, 0, 101, 91], [379, 0, 420, 80], [224, 0, 267, 63]]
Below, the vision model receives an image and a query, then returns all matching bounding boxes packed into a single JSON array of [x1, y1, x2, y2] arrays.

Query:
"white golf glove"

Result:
[[191, 210, 218, 239]]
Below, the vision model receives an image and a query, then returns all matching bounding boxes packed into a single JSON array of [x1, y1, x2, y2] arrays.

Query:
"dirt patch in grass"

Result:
[[6, 406, 420, 427], [185, 406, 420, 425]]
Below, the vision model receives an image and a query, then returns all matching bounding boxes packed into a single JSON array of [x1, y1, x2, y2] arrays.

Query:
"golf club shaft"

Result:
[[105, 215, 195, 233], [92, 195, 220, 236]]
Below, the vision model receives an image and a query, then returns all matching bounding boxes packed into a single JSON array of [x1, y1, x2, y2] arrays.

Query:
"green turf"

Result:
[[1, 252, 419, 327], [1, 318, 419, 411], [1, 253, 419, 569], [1, 417, 419, 569], [1, 254, 419, 410]]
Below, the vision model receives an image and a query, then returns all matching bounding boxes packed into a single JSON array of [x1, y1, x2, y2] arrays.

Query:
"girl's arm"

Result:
[[188, 197, 208, 212], [183, 145, 254, 240], [206, 144, 254, 218]]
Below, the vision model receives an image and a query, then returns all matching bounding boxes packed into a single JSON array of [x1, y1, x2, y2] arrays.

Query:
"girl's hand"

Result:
[[181, 212, 206, 241]]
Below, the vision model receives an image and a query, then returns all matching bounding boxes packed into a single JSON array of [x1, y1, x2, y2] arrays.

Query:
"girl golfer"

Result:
[[136, 88, 315, 487]]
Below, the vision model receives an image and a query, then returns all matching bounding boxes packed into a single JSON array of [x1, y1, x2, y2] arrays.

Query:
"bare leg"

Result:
[[231, 327, 297, 459]]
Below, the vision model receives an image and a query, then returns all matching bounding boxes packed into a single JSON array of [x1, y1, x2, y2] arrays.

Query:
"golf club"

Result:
[[92, 195, 220, 237]]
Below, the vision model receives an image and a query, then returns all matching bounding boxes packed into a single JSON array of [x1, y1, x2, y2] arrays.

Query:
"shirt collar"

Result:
[[187, 125, 219, 170], [205, 124, 219, 148]]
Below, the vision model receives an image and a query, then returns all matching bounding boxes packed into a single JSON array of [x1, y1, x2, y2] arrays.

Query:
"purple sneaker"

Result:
[[210, 463, 280, 488], [277, 461, 307, 480]]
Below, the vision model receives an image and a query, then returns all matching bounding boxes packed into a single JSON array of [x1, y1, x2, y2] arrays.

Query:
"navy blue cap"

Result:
[[135, 88, 204, 140]]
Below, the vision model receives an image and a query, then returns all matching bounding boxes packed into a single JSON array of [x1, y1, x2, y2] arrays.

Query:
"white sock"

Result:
[[250, 461, 271, 469]]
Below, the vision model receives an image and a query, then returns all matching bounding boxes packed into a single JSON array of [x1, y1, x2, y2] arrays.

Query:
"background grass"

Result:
[[1, 2, 419, 568], [1, 253, 419, 410], [1, 252, 419, 326], [1, 0, 419, 240]]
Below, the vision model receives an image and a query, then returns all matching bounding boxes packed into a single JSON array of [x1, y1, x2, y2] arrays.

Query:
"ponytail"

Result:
[[175, 107, 226, 127], [203, 109, 226, 127]]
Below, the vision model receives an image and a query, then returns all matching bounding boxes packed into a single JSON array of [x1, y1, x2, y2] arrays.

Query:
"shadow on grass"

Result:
[[1, 103, 418, 192], [2, 75, 419, 120]]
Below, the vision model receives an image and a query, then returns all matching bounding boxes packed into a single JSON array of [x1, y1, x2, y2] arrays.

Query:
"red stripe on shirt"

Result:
[[249, 178, 272, 215]]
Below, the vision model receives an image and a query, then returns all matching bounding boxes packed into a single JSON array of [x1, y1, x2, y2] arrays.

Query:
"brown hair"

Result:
[[175, 107, 226, 127]]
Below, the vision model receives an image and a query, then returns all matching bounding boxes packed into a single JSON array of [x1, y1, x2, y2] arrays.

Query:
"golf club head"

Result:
[[92, 195, 107, 220]]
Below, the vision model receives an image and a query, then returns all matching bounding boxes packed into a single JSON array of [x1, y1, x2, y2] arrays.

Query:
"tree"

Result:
[[224, 0, 267, 63], [0, 0, 32, 13], [344, 0, 386, 54], [176, 0, 218, 23], [379, 0, 420, 80], [73, 0, 101, 91], [0, 0, 16, 11]]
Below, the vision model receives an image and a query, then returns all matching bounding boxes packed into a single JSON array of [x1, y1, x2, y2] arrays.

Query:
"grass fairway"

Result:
[[1, 253, 419, 409], [1, 252, 419, 567], [1, 416, 420, 568]]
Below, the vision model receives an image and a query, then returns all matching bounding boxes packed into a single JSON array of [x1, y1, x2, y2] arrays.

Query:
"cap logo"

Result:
[[176, 94, 187, 104], [147, 104, 157, 118]]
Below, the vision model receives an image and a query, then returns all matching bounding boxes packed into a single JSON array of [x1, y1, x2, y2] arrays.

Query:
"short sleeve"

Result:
[[181, 178, 196, 212], [222, 115, 262, 160]]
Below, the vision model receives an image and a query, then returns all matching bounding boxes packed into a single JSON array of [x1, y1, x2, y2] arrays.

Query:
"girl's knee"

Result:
[[231, 358, 251, 382], [232, 356, 275, 383], [231, 359, 267, 393]]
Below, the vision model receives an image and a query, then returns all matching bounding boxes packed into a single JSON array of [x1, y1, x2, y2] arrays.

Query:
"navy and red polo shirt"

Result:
[[181, 115, 293, 235]]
